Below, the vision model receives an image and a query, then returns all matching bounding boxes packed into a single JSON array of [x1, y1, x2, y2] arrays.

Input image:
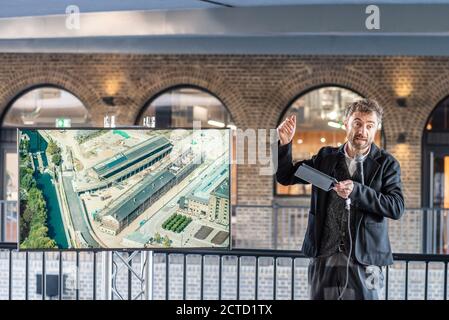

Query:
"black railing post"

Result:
[[405, 261, 409, 300], [93, 252, 96, 301], [183, 254, 187, 300], [255, 257, 259, 300], [424, 261, 429, 300], [236, 256, 240, 300], [8, 249, 12, 300], [76, 251, 80, 300], [273, 257, 277, 300], [200, 254, 204, 300], [291, 258, 295, 300], [165, 253, 169, 300], [218, 256, 222, 300], [58, 251, 63, 300], [42, 252, 46, 300]]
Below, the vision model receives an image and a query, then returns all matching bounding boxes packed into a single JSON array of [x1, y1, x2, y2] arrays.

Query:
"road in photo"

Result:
[[18, 128, 230, 249]]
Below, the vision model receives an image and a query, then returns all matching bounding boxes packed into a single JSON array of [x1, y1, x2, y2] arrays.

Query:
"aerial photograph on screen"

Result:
[[18, 129, 230, 250]]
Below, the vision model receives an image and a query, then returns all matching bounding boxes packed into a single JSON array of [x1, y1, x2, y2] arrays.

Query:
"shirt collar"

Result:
[[343, 142, 371, 161]]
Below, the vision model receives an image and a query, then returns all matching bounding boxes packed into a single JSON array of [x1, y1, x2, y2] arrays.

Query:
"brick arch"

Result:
[[264, 66, 394, 128], [0, 69, 101, 125], [129, 67, 247, 127], [414, 72, 449, 137]]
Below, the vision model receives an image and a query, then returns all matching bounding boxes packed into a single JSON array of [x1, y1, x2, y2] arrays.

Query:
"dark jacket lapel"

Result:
[[363, 143, 381, 187]]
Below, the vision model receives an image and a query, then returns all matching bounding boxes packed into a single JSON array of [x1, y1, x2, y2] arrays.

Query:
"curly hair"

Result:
[[344, 99, 383, 123]]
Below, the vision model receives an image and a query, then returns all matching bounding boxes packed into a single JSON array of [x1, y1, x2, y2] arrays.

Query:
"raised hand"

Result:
[[277, 114, 296, 146]]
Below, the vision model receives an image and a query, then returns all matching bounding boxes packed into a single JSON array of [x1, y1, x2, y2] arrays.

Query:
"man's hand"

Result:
[[277, 115, 296, 146], [333, 180, 354, 199]]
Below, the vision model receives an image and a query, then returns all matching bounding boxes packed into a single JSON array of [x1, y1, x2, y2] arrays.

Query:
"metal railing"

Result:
[[389, 253, 449, 300], [1, 200, 449, 300], [0, 248, 448, 300]]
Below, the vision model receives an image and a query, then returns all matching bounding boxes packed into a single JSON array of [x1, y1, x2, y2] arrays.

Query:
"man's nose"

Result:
[[355, 127, 365, 136], [358, 126, 368, 136]]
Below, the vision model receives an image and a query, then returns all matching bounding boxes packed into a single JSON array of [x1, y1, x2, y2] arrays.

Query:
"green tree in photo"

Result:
[[46, 139, 61, 156], [19, 186, 57, 249], [19, 135, 58, 249], [19, 138, 30, 158], [52, 153, 62, 166], [20, 171, 35, 192], [20, 200, 36, 240], [20, 224, 57, 249]]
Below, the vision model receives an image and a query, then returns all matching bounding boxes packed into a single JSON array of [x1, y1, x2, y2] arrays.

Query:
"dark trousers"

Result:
[[308, 252, 384, 300]]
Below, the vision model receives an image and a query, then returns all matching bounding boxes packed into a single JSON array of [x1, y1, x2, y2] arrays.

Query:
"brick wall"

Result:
[[0, 53, 447, 250]]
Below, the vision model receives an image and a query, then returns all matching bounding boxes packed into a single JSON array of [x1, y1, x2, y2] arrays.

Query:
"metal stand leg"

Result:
[[107, 250, 153, 300]]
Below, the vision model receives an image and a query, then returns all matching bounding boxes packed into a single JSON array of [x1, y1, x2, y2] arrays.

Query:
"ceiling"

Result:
[[1, 1, 449, 56], [1, 0, 448, 18]]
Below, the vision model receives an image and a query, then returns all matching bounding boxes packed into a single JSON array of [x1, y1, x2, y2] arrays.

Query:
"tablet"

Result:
[[294, 164, 339, 192]]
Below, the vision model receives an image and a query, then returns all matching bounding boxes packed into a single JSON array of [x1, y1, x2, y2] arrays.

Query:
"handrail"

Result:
[[1, 245, 449, 262]]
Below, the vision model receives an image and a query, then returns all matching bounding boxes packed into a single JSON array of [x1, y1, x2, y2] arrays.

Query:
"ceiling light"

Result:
[[208, 120, 225, 128]]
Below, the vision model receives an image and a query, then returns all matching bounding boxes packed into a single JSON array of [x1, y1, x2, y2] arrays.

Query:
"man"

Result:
[[275, 99, 404, 300]]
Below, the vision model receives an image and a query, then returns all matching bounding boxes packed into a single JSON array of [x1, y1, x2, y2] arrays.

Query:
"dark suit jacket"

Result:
[[275, 141, 405, 266]]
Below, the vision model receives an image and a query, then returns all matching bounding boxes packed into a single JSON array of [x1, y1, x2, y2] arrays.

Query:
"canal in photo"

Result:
[[27, 130, 68, 248]]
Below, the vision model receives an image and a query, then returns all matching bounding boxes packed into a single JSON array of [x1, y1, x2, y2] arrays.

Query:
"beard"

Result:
[[350, 133, 371, 150]]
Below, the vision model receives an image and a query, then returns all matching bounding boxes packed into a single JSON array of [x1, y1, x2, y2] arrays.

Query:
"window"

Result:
[[138, 86, 237, 205], [2, 87, 92, 127], [275, 86, 382, 196], [426, 98, 449, 132], [423, 97, 449, 253], [0, 86, 92, 243], [138, 87, 233, 129]]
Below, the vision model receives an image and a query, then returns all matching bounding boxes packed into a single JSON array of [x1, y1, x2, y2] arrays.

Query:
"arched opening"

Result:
[[136, 85, 237, 236], [136, 86, 234, 129], [422, 96, 449, 253], [275, 85, 383, 197], [0, 86, 92, 243], [1, 86, 91, 128]]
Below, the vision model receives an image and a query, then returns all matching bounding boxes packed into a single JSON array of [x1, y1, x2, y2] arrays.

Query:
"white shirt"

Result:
[[343, 143, 370, 177]]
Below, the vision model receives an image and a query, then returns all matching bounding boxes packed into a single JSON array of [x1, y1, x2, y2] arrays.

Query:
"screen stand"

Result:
[[102, 250, 153, 300]]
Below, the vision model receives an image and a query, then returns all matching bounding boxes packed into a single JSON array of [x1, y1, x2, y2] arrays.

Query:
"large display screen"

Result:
[[18, 128, 230, 250]]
